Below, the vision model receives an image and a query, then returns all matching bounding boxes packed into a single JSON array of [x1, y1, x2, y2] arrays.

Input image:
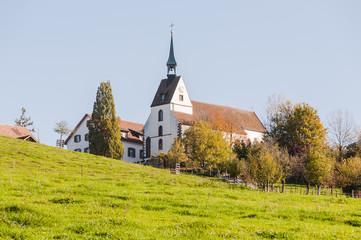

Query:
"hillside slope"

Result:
[[0, 135, 360, 239]]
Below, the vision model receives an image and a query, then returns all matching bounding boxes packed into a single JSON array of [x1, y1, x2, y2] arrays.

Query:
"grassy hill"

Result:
[[0, 136, 360, 239]]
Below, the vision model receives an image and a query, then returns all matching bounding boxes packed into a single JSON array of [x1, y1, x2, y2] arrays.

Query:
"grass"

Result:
[[0, 135, 360, 239]]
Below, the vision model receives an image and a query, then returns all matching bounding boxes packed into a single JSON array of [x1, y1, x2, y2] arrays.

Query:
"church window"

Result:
[[128, 148, 136, 158], [179, 95, 184, 101], [74, 148, 81, 152], [145, 137, 151, 158], [158, 139, 163, 150], [85, 134, 89, 141], [158, 110, 163, 121], [158, 126, 163, 136], [140, 150, 144, 159], [74, 135, 81, 143], [161, 94, 165, 101], [84, 147, 90, 153]]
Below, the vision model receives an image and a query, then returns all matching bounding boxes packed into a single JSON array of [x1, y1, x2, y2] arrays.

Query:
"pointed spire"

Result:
[[167, 28, 177, 76]]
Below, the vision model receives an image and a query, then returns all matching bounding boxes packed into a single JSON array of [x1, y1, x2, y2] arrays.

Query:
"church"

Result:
[[143, 31, 266, 159]]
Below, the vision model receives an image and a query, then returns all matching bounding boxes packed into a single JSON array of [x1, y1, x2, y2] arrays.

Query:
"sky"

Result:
[[1, 1, 361, 146]]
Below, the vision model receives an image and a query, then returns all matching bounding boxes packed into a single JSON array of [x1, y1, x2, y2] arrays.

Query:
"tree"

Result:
[[266, 95, 326, 155], [183, 121, 233, 173], [327, 110, 356, 158], [248, 143, 283, 189], [336, 157, 361, 188], [88, 81, 124, 159], [54, 121, 70, 147], [304, 146, 334, 187], [167, 138, 190, 168], [14, 107, 35, 132]]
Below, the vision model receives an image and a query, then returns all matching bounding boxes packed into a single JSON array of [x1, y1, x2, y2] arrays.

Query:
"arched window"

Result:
[[158, 126, 163, 136], [145, 137, 151, 158], [158, 110, 163, 121], [158, 139, 163, 150]]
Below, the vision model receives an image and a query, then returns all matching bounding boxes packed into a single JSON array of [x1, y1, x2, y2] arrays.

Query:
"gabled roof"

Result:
[[151, 76, 181, 107], [64, 114, 91, 144], [65, 114, 144, 145], [172, 101, 266, 134], [0, 125, 38, 142]]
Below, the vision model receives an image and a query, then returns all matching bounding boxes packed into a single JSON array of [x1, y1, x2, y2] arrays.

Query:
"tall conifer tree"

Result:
[[88, 81, 124, 159]]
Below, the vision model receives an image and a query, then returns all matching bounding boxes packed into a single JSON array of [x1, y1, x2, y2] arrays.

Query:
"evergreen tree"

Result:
[[88, 81, 124, 159]]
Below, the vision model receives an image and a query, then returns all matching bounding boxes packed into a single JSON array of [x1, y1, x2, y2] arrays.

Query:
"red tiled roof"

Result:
[[172, 101, 266, 134], [0, 125, 38, 142], [119, 120, 143, 132]]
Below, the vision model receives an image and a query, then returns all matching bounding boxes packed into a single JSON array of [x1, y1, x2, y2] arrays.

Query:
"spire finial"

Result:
[[170, 22, 174, 34]]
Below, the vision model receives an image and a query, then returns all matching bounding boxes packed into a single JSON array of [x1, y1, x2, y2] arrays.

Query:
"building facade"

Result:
[[65, 114, 144, 163], [143, 31, 266, 159]]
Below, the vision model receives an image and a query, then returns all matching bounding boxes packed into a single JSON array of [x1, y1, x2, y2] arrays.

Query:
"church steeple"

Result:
[[167, 29, 177, 76]]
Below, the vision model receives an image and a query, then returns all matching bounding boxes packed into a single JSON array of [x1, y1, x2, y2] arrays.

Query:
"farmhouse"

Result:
[[143, 31, 266, 159], [0, 125, 38, 142], [65, 114, 144, 163]]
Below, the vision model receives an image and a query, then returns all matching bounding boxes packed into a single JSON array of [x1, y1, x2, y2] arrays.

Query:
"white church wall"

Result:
[[245, 130, 264, 143], [170, 77, 193, 114]]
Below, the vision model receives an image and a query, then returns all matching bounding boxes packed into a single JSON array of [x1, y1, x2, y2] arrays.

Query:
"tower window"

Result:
[[158, 110, 163, 121], [158, 126, 163, 136], [161, 94, 165, 101], [179, 95, 184, 101], [158, 139, 163, 150]]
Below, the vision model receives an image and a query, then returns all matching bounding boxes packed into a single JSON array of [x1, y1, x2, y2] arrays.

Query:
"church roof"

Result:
[[0, 125, 38, 142], [151, 76, 181, 107], [172, 101, 266, 134]]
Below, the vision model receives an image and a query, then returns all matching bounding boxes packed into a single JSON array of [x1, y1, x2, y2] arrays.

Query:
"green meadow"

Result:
[[0, 136, 360, 239]]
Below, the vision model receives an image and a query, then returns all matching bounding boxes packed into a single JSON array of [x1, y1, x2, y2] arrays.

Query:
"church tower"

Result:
[[143, 29, 193, 159]]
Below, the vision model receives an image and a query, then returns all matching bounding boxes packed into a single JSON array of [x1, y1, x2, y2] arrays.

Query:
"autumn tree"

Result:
[[211, 110, 238, 144], [88, 81, 124, 159], [304, 146, 334, 187], [266, 95, 326, 155], [167, 138, 189, 168], [15, 107, 35, 132], [183, 121, 234, 173], [248, 143, 283, 189], [336, 156, 361, 188]]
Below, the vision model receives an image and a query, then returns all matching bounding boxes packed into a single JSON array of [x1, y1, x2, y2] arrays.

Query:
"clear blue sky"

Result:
[[1, 1, 361, 146]]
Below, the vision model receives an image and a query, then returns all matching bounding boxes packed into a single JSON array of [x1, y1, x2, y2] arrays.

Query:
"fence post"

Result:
[[336, 190, 338, 197], [306, 185, 309, 195], [317, 185, 321, 196], [352, 190, 354, 198], [331, 187, 334, 196]]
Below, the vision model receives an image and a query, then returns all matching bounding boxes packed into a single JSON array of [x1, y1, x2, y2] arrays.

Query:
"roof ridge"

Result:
[[191, 100, 254, 113]]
